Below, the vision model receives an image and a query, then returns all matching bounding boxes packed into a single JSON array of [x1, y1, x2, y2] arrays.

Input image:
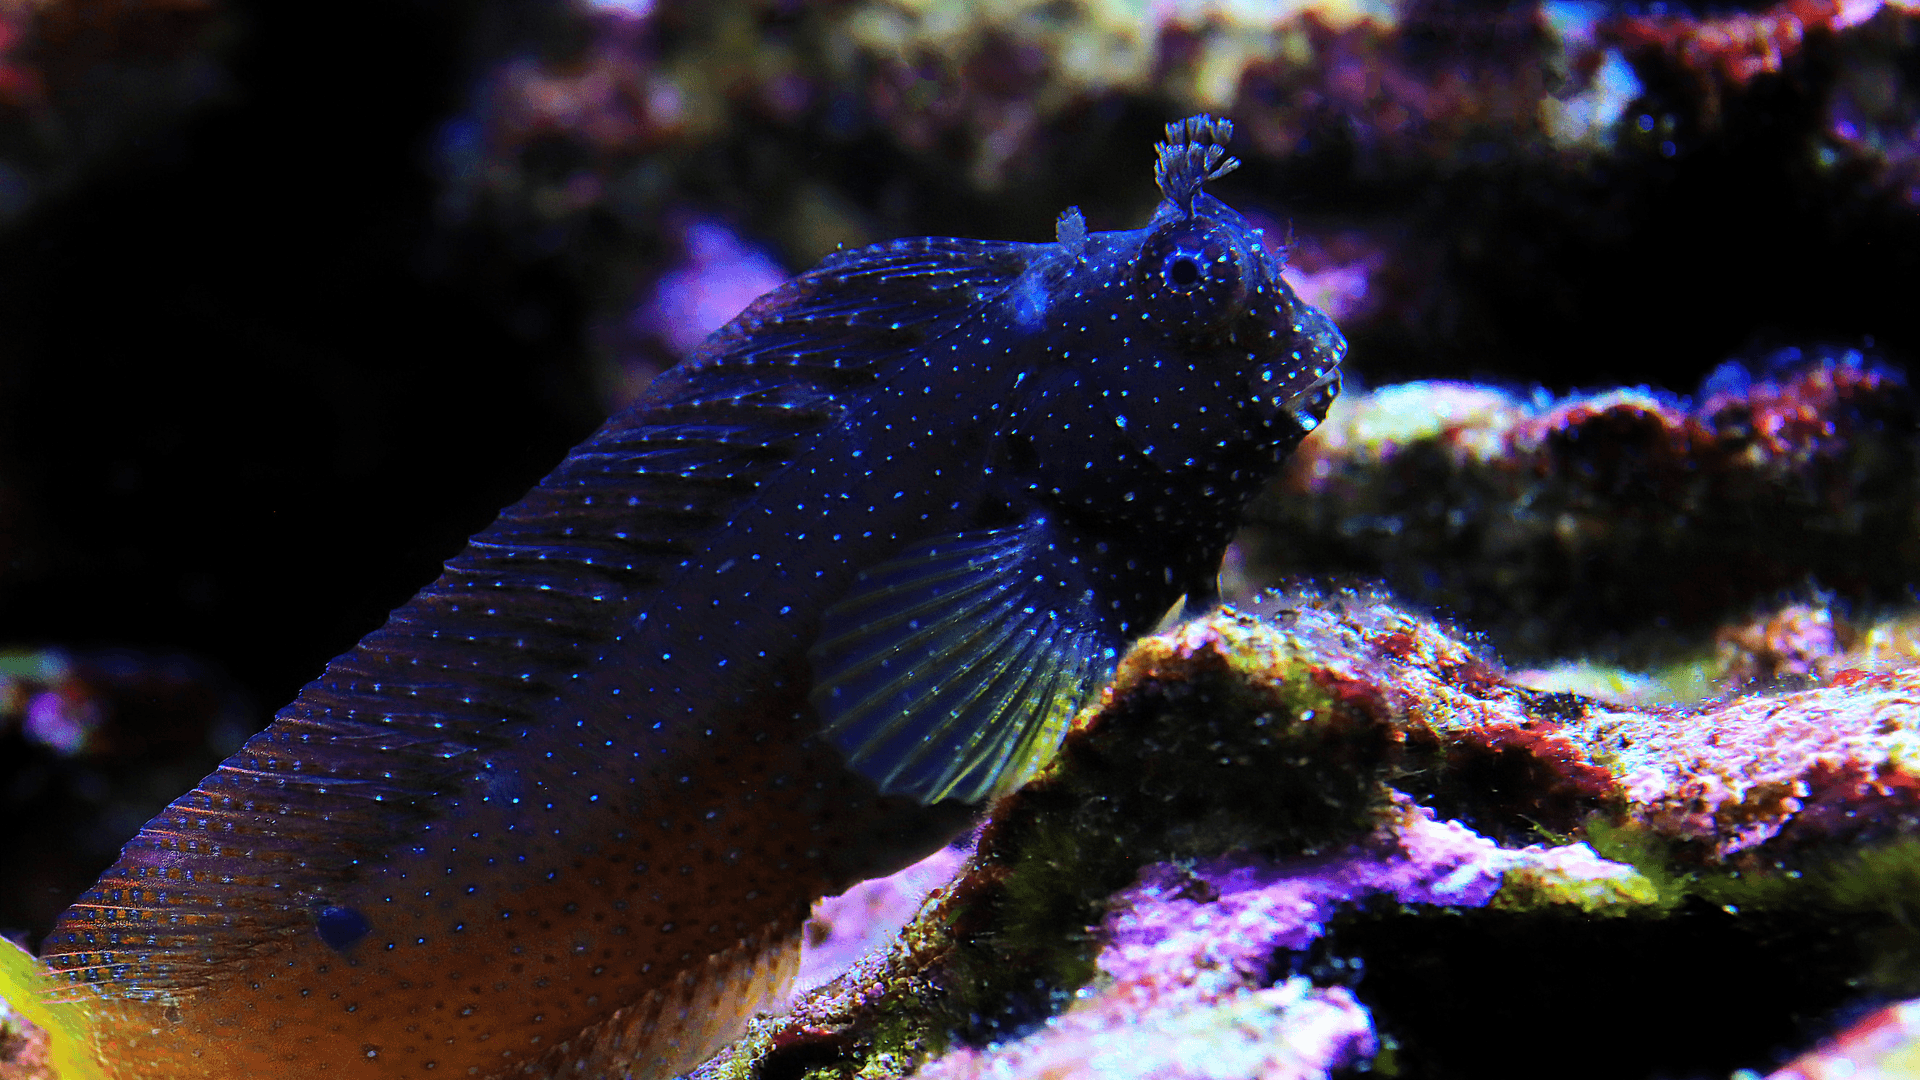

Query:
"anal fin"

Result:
[[508, 920, 804, 1080]]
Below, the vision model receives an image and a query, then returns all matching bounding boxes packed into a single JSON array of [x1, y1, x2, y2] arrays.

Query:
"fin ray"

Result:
[[809, 522, 1119, 804]]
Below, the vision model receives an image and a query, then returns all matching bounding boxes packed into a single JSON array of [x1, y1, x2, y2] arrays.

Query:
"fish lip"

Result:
[[1277, 366, 1341, 431], [1290, 363, 1340, 400], [1264, 297, 1345, 429]]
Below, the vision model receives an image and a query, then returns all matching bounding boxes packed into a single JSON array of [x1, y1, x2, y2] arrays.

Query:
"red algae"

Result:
[[0, 1002, 51, 1080], [1603, 0, 1843, 120], [8, 1, 1920, 1075]]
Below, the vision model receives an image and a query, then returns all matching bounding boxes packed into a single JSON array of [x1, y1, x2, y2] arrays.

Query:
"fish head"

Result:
[[1133, 184, 1346, 440], [1001, 115, 1345, 535]]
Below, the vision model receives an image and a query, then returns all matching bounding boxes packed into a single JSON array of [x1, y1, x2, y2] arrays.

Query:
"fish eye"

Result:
[[1154, 227, 1233, 294], [1138, 220, 1248, 333], [1165, 252, 1203, 287]]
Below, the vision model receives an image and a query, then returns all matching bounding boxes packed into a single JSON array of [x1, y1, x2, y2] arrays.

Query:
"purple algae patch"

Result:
[[1100, 809, 1512, 988], [1098, 803, 1648, 993]]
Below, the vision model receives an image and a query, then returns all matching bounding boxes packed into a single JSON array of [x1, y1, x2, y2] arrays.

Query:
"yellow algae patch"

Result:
[[0, 938, 105, 1080]]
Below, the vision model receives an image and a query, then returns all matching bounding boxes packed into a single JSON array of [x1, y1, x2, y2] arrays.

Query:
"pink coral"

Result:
[[1102, 808, 1548, 987]]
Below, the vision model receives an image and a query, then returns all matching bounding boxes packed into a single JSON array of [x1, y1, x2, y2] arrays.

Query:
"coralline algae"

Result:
[[13, 365, 1920, 1077], [681, 587, 1920, 1080], [8, 1, 1920, 1075], [413, 0, 1920, 397], [1099, 809, 1637, 987]]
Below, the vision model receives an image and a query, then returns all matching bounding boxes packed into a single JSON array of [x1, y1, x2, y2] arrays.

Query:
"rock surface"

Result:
[[688, 596, 1920, 1079]]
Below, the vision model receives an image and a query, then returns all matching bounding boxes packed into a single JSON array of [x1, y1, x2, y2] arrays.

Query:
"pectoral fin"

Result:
[[808, 521, 1119, 805]]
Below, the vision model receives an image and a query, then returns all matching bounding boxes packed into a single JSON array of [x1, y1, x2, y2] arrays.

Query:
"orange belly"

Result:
[[47, 657, 969, 1079]]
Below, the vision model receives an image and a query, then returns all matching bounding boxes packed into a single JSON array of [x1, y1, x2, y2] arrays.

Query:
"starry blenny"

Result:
[[38, 115, 1344, 1079]]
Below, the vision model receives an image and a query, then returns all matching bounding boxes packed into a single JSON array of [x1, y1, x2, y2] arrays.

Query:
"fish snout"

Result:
[[1251, 291, 1345, 434]]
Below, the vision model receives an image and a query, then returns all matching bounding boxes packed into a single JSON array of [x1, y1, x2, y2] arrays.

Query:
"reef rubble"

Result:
[[428, 0, 1920, 398], [690, 593, 1920, 1080]]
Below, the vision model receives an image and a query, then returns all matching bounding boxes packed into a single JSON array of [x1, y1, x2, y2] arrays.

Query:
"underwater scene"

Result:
[[1, 1, 1918, 1078]]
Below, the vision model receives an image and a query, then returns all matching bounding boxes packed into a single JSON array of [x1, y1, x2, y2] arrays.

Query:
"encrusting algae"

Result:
[[685, 593, 1920, 1080]]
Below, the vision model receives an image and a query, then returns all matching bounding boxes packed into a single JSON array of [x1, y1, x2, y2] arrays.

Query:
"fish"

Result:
[[33, 114, 1345, 1079]]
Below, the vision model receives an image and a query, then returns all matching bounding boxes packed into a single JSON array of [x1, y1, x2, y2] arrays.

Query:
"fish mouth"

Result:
[[1284, 365, 1341, 425], [1261, 296, 1346, 432]]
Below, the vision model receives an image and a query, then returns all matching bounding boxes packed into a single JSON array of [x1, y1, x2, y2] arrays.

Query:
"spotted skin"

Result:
[[40, 116, 1343, 1078]]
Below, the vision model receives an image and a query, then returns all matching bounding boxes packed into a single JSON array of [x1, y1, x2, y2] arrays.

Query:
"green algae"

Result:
[[1513, 656, 1721, 706], [876, 605, 1435, 1063], [826, 618, 1398, 1071], [703, 603, 1920, 1078], [1490, 852, 1663, 915], [1578, 816, 1920, 995], [1589, 815, 1920, 909], [1579, 816, 1697, 913]]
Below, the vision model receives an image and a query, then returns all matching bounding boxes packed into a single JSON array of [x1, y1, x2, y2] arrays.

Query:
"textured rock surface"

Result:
[[0, 0, 229, 222], [434, 0, 1920, 394], [0, 983, 51, 1080], [687, 597, 1920, 1079], [1770, 998, 1920, 1080]]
